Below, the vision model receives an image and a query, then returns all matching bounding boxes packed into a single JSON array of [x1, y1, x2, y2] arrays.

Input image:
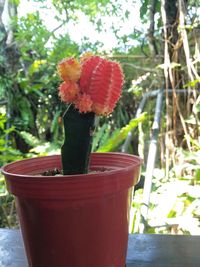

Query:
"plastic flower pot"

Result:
[[2, 152, 142, 267]]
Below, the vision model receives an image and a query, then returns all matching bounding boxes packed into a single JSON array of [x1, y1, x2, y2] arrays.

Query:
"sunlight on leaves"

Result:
[[97, 113, 147, 152]]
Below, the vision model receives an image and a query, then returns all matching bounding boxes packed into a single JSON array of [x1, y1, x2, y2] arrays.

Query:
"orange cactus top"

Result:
[[58, 53, 124, 116]]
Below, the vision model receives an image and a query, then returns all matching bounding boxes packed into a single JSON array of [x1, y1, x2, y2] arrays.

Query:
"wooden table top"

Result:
[[0, 228, 200, 267]]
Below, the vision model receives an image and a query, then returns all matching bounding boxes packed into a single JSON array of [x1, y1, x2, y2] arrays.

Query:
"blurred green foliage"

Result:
[[0, 0, 199, 233]]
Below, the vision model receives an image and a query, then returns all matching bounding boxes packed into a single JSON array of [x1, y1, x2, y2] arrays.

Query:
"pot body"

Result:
[[2, 153, 142, 267]]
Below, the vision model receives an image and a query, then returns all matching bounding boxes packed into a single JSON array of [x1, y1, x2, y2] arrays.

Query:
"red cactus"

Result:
[[79, 56, 102, 91], [75, 93, 93, 113], [59, 81, 80, 103], [79, 56, 124, 115], [58, 58, 81, 82], [58, 54, 124, 115]]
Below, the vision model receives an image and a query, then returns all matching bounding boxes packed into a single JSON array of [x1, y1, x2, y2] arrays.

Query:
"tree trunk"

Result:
[[161, 0, 192, 177], [147, 0, 158, 56]]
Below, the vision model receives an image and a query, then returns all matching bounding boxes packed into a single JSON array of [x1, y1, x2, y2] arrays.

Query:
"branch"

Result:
[[178, 0, 199, 83], [122, 62, 158, 72], [42, 20, 68, 47], [51, 20, 67, 35]]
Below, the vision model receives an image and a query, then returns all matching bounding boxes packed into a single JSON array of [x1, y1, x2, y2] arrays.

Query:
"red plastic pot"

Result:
[[2, 152, 142, 267]]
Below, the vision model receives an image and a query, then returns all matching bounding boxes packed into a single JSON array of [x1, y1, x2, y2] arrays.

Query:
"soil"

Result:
[[41, 168, 108, 176], [42, 168, 62, 176]]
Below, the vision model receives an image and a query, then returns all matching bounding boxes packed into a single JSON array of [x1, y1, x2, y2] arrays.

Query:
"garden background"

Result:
[[0, 0, 200, 234]]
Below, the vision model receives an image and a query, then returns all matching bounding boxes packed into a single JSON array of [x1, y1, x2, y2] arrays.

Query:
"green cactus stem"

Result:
[[61, 104, 95, 175]]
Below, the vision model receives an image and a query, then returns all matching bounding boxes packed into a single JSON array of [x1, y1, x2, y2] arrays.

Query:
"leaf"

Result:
[[28, 60, 46, 75], [157, 62, 181, 69], [92, 123, 111, 151], [30, 142, 60, 156], [50, 111, 61, 140], [195, 103, 200, 112], [96, 18, 102, 32], [19, 131, 41, 147], [183, 79, 200, 88], [185, 116, 200, 126], [97, 113, 147, 152], [125, 10, 130, 19], [0, 114, 6, 130], [4, 126, 15, 135], [140, 0, 148, 21], [195, 169, 200, 180], [15, 97, 35, 128]]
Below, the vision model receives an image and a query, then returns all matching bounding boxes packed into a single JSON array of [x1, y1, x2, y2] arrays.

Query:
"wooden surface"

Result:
[[0, 228, 200, 267]]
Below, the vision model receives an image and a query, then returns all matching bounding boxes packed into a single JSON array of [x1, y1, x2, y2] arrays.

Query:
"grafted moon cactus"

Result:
[[79, 56, 123, 115], [58, 53, 124, 175]]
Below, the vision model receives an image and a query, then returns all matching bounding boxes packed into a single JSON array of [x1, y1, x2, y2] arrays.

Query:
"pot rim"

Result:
[[2, 152, 142, 179], [2, 152, 143, 199]]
